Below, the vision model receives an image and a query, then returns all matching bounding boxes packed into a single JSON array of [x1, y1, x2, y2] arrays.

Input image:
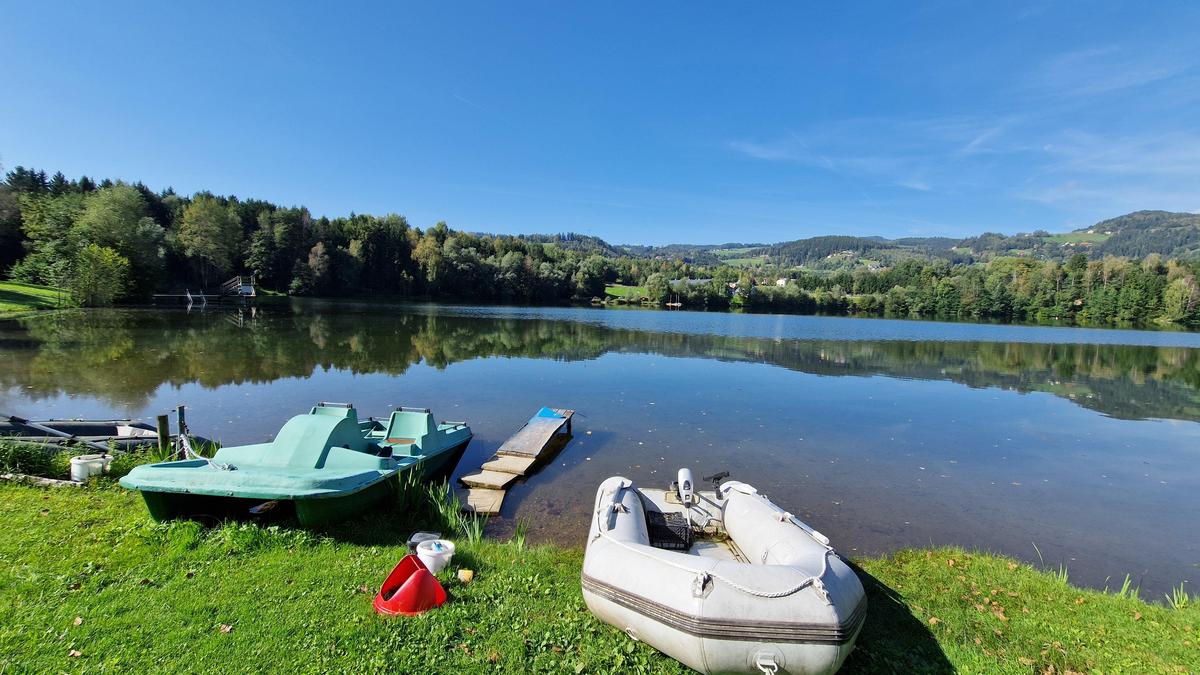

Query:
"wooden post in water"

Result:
[[155, 414, 170, 455], [175, 405, 188, 460]]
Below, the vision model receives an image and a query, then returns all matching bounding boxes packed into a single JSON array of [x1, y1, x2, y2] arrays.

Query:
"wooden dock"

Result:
[[152, 275, 258, 305], [458, 408, 574, 515]]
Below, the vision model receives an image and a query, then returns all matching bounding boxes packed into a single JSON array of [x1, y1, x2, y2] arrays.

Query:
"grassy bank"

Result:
[[604, 283, 647, 299], [0, 280, 68, 314], [0, 482, 1196, 673]]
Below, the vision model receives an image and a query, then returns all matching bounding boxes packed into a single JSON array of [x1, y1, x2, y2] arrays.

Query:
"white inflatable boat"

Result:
[[582, 470, 866, 674]]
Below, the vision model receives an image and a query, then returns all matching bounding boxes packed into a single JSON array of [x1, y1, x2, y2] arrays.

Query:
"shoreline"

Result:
[[6, 283, 1200, 336], [1, 481, 1195, 672]]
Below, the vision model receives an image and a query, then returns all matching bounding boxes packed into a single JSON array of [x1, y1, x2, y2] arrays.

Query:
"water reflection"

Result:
[[2, 302, 1198, 597], [2, 303, 1198, 422]]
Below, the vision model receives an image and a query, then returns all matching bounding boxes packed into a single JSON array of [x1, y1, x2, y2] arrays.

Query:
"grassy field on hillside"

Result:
[[0, 479, 1195, 673], [604, 284, 647, 298], [711, 247, 761, 258], [1043, 232, 1112, 244], [0, 281, 68, 313], [711, 247, 769, 268], [719, 257, 769, 268]]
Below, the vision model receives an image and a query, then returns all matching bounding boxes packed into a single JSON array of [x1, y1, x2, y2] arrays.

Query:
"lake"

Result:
[[1, 300, 1197, 598]]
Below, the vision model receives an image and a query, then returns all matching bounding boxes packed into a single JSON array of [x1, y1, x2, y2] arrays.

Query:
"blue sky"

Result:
[[2, 2, 1198, 245]]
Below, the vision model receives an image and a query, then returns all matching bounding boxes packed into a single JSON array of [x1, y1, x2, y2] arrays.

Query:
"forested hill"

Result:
[[755, 235, 974, 268], [1088, 211, 1200, 259], [2, 164, 1200, 328], [733, 210, 1200, 268], [514, 233, 627, 258]]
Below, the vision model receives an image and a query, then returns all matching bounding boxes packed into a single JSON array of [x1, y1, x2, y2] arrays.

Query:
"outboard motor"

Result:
[[676, 468, 694, 505]]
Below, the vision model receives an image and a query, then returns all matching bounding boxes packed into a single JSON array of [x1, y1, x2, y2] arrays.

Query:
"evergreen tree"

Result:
[[48, 172, 70, 195]]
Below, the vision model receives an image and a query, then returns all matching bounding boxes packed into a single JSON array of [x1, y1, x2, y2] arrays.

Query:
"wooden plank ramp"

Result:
[[457, 408, 574, 515], [481, 455, 537, 474], [459, 488, 505, 515], [460, 469, 519, 490]]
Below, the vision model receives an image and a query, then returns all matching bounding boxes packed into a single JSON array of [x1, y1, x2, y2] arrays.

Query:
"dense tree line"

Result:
[[3, 166, 1199, 328], [1, 166, 683, 304], [734, 255, 1200, 327]]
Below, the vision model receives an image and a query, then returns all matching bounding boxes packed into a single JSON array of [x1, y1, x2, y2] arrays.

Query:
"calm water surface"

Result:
[[1, 300, 1197, 597]]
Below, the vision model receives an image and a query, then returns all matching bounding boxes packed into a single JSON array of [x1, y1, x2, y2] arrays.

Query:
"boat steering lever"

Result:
[[703, 470, 730, 491]]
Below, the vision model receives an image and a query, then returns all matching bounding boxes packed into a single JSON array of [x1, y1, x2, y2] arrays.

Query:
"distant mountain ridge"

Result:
[[599, 210, 1200, 268], [1087, 210, 1200, 259]]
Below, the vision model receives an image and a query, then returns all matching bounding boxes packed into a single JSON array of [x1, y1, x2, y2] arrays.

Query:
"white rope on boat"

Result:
[[593, 481, 832, 602], [179, 434, 235, 471], [720, 481, 832, 548]]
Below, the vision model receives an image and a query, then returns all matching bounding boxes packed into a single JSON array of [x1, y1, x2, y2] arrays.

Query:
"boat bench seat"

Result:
[[382, 411, 438, 455]]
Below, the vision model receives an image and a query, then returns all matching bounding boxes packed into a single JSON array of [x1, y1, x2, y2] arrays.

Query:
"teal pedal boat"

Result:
[[119, 402, 472, 526]]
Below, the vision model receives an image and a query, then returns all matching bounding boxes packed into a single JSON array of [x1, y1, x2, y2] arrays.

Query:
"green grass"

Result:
[[853, 549, 1197, 673], [0, 483, 1195, 673], [603, 284, 647, 299], [0, 441, 178, 482], [712, 247, 760, 259], [720, 256, 768, 268], [0, 280, 69, 313], [1043, 232, 1112, 244], [0, 442, 75, 479]]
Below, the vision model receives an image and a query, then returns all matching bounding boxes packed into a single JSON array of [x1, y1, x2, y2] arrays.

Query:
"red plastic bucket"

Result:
[[373, 554, 447, 616]]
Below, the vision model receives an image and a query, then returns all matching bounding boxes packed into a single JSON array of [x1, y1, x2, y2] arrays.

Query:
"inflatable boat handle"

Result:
[[777, 510, 831, 547], [599, 482, 631, 532], [754, 653, 780, 674]]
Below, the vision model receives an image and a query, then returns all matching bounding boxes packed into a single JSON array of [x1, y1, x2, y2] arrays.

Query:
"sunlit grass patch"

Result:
[[0, 281, 68, 313], [851, 548, 1199, 673], [0, 484, 1195, 673], [603, 284, 647, 298]]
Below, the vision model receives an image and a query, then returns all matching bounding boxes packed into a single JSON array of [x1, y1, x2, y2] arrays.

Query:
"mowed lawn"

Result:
[[1042, 232, 1112, 244], [604, 284, 647, 298], [0, 483, 1196, 673], [0, 281, 67, 312]]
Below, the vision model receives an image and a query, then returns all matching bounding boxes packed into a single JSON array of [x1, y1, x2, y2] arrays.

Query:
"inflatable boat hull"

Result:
[[582, 476, 865, 674]]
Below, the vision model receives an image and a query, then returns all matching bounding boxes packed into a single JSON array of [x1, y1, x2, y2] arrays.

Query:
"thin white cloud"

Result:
[[452, 93, 484, 110], [1014, 128, 1200, 213], [896, 179, 932, 192], [1024, 45, 1196, 100], [721, 32, 1200, 232], [727, 139, 799, 162], [959, 124, 1006, 155], [1042, 130, 1200, 177], [726, 116, 1016, 193]]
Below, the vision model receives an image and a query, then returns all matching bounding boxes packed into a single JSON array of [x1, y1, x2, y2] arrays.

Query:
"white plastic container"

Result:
[[69, 454, 113, 482], [416, 539, 455, 574]]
